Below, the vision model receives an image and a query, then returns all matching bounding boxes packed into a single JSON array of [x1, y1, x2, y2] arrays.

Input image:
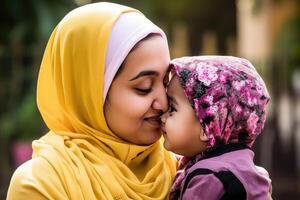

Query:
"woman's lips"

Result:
[[144, 116, 161, 127]]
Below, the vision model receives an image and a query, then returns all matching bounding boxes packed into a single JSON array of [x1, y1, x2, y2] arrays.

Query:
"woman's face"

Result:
[[104, 35, 170, 145]]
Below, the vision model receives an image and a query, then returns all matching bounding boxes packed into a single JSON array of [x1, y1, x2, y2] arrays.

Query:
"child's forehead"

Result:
[[166, 75, 180, 92]]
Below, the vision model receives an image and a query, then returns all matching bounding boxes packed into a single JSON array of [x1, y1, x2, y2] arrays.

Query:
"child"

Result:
[[161, 56, 271, 200]]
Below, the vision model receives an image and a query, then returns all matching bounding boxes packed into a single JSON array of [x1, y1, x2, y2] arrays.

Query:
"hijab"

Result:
[[104, 11, 166, 100], [33, 2, 176, 199]]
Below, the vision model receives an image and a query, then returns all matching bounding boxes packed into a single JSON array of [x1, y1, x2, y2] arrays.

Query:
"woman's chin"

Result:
[[133, 130, 162, 146], [146, 132, 162, 145]]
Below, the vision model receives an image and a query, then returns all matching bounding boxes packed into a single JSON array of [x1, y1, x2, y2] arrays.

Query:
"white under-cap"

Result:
[[104, 12, 167, 101]]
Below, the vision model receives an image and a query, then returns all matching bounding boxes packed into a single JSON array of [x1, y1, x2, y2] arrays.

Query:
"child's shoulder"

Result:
[[181, 160, 247, 200], [182, 149, 270, 199]]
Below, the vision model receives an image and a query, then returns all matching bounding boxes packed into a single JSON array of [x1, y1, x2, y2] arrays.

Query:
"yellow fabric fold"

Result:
[[8, 2, 177, 200]]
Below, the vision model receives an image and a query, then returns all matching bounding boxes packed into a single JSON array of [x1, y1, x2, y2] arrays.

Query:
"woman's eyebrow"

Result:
[[129, 70, 159, 81]]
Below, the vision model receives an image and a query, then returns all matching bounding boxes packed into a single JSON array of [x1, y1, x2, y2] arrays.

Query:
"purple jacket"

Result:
[[171, 144, 270, 200]]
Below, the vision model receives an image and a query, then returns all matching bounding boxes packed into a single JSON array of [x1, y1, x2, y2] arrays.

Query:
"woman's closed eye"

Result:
[[133, 78, 153, 95], [135, 88, 152, 94]]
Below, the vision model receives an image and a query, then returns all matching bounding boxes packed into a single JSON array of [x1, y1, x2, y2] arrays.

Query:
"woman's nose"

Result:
[[151, 89, 168, 112]]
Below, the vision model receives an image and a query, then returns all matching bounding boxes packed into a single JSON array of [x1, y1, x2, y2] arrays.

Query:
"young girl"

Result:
[[161, 56, 271, 200]]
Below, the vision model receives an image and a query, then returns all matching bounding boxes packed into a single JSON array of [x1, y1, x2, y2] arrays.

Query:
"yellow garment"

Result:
[[7, 2, 177, 200]]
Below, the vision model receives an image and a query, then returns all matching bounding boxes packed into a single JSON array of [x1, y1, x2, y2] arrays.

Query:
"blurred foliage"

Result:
[[276, 13, 300, 71], [272, 1, 300, 94], [0, 90, 44, 140], [252, 0, 283, 14], [0, 0, 76, 43], [108, 0, 236, 54], [17, 91, 45, 139], [0, 0, 76, 140]]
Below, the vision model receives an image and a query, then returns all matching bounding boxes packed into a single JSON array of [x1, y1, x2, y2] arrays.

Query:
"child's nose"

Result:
[[161, 112, 167, 124]]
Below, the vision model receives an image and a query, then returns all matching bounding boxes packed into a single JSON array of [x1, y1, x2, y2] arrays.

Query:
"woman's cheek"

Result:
[[127, 94, 153, 116]]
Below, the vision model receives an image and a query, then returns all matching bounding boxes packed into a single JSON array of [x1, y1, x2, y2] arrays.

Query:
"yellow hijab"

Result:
[[33, 2, 176, 199]]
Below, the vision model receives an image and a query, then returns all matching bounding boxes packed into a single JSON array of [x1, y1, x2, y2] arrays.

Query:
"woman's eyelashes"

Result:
[[135, 87, 152, 94], [133, 80, 153, 94], [134, 77, 166, 95]]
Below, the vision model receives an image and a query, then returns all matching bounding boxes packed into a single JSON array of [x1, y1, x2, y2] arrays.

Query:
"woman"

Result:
[[7, 2, 177, 199]]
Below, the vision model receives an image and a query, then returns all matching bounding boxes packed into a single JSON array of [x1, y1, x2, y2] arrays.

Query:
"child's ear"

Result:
[[199, 130, 209, 142]]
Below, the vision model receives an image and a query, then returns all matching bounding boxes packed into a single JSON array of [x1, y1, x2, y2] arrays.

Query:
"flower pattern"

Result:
[[171, 56, 270, 148]]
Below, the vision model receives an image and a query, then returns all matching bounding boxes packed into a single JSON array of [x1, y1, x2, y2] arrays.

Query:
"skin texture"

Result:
[[104, 35, 170, 145], [161, 75, 208, 157]]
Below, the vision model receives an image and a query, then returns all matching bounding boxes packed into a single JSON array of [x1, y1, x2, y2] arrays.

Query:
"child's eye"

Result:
[[168, 105, 176, 113]]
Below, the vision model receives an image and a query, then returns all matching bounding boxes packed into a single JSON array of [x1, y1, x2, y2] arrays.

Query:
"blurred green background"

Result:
[[0, 0, 300, 199]]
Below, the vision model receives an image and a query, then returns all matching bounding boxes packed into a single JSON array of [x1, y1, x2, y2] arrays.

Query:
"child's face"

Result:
[[161, 75, 208, 157]]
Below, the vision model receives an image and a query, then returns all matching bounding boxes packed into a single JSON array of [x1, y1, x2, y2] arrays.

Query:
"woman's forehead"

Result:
[[120, 36, 170, 79]]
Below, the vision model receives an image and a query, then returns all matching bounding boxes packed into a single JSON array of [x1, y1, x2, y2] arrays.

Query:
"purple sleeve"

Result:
[[182, 173, 224, 200]]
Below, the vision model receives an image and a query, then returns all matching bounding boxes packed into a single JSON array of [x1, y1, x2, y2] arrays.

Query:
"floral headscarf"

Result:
[[171, 56, 270, 148]]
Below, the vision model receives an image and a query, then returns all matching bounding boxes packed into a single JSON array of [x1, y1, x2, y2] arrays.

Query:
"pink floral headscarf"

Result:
[[170, 56, 270, 148]]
